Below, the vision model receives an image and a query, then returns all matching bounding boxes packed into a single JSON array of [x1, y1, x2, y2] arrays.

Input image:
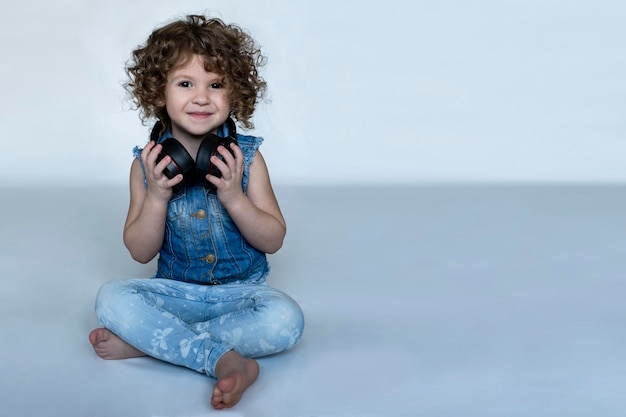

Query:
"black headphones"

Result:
[[152, 118, 238, 189]]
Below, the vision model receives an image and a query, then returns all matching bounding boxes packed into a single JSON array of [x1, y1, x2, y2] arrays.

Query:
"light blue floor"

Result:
[[1, 185, 625, 416]]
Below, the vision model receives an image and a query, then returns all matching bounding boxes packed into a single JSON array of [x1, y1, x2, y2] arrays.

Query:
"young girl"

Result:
[[89, 15, 304, 409]]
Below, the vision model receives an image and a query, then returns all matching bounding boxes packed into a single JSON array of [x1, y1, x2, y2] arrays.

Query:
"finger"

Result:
[[140, 141, 156, 163], [228, 143, 244, 166], [217, 145, 236, 167], [146, 143, 163, 167], [166, 173, 184, 188], [205, 174, 222, 188], [154, 154, 173, 177], [142, 142, 162, 171], [210, 154, 229, 177]]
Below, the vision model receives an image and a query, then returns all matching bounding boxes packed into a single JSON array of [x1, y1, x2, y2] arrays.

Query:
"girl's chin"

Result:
[[173, 127, 218, 139]]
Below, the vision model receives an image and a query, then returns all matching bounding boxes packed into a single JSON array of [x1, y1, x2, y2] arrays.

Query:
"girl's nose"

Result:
[[193, 90, 210, 105]]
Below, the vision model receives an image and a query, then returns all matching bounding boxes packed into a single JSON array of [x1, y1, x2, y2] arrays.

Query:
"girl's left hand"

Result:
[[207, 142, 245, 206]]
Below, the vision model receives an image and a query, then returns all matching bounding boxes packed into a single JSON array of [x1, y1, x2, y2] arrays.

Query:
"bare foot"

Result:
[[211, 350, 259, 409], [89, 328, 146, 360]]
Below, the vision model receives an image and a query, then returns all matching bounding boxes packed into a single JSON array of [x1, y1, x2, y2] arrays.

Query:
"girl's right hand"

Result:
[[141, 141, 183, 202]]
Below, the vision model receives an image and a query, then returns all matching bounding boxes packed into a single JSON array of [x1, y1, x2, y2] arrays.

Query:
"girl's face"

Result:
[[164, 55, 230, 142]]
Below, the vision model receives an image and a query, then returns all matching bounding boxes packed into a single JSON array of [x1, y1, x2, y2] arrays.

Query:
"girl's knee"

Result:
[[94, 280, 137, 323], [280, 295, 304, 331], [265, 293, 305, 349], [96, 280, 127, 306]]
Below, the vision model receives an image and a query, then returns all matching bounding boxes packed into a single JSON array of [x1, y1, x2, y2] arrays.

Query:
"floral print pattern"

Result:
[[95, 278, 304, 378]]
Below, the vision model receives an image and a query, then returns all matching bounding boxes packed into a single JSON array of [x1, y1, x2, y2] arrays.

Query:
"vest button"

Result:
[[191, 210, 206, 220], [202, 254, 216, 263]]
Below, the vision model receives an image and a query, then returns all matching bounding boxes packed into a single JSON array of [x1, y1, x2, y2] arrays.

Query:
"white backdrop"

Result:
[[1, 0, 624, 186]]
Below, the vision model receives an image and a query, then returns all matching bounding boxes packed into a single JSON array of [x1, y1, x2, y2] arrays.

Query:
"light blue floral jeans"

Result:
[[95, 278, 304, 378]]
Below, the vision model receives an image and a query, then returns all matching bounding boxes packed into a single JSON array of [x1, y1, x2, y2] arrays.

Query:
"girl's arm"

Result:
[[210, 147, 286, 254], [123, 142, 183, 263]]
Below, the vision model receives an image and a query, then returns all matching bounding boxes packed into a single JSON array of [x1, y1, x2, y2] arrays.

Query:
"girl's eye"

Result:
[[211, 82, 224, 89], [178, 81, 192, 88]]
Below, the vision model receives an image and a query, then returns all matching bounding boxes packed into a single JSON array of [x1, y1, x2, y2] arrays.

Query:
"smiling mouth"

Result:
[[189, 112, 212, 118]]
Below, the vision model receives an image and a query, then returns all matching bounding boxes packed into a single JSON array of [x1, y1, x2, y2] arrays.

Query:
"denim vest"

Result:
[[133, 122, 269, 285]]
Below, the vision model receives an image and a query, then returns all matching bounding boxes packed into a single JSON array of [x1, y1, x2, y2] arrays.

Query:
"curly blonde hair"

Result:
[[125, 15, 267, 132]]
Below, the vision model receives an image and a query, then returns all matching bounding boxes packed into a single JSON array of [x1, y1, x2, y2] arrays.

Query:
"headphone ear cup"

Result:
[[156, 138, 195, 185], [195, 134, 220, 188], [195, 134, 238, 187]]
